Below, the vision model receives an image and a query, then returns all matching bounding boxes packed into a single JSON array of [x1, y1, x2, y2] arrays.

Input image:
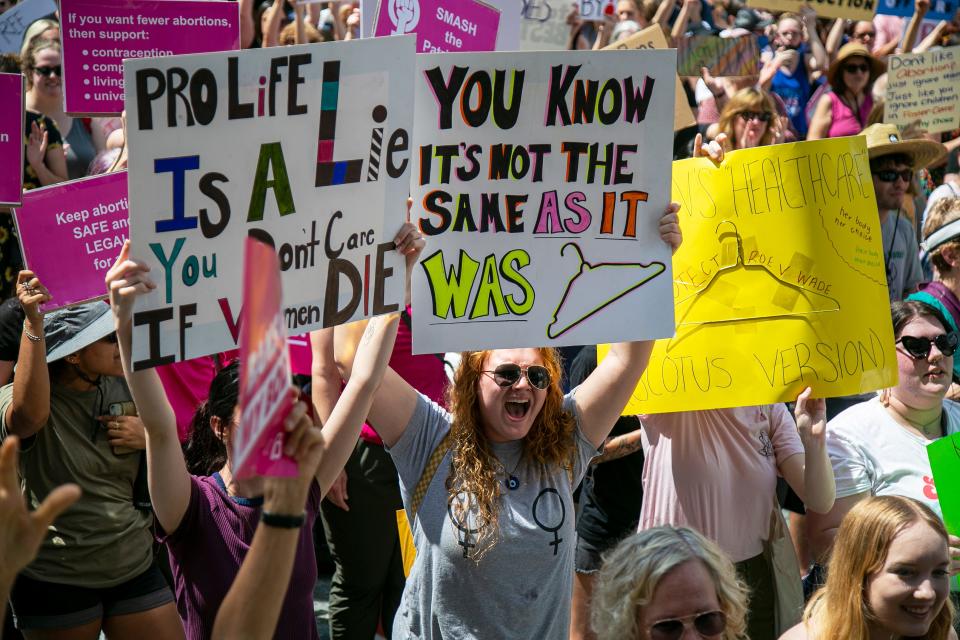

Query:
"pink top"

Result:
[[157, 354, 237, 443], [827, 91, 873, 138], [360, 308, 447, 445], [638, 405, 804, 562]]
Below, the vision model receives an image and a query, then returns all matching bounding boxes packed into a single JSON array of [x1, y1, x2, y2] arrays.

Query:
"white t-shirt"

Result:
[[827, 398, 960, 518]]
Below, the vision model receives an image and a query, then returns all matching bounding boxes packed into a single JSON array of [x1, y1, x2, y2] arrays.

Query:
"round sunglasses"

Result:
[[648, 610, 727, 640], [896, 333, 959, 359], [482, 364, 551, 390]]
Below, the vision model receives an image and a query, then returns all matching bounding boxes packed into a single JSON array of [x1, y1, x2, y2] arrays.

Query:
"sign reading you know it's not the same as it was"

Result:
[[60, 0, 240, 115], [411, 49, 677, 354], [125, 36, 415, 371]]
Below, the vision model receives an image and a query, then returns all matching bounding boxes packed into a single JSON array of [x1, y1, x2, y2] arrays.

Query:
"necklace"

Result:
[[886, 404, 942, 438], [501, 455, 523, 491]]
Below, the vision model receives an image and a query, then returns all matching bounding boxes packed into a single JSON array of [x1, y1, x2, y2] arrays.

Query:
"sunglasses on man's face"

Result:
[[874, 169, 912, 183], [483, 364, 551, 390], [648, 610, 727, 640], [737, 111, 771, 123], [896, 333, 959, 359], [844, 62, 870, 74], [34, 65, 62, 77]]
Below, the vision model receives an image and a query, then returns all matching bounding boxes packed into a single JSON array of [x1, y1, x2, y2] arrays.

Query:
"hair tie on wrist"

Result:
[[261, 511, 306, 529]]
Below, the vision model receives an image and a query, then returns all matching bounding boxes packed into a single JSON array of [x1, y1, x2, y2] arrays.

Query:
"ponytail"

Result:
[[183, 361, 239, 476]]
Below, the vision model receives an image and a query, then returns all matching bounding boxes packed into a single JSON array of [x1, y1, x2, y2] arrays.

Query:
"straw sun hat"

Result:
[[862, 123, 948, 170], [827, 42, 885, 89]]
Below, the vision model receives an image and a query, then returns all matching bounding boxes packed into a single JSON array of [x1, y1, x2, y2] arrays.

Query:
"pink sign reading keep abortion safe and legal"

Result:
[[13, 171, 129, 311], [373, 0, 500, 53], [59, 0, 240, 115]]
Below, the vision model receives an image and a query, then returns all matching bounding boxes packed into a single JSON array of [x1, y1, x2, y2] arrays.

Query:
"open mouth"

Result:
[[505, 400, 530, 420], [902, 605, 932, 618]]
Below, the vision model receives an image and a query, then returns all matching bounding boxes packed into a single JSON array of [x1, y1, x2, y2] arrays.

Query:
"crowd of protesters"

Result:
[[1, 0, 960, 639]]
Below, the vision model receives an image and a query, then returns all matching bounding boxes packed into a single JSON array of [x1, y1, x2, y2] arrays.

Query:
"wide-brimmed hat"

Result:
[[863, 123, 947, 170], [43, 302, 114, 363], [827, 42, 885, 89]]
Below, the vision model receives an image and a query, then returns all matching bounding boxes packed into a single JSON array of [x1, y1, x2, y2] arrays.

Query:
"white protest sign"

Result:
[[579, 0, 615, 21], [886, 47, 960, 135], [0, 0, 57, 53], [124, 36, 415, 370], [411, 50, 677, 353], [521, 0, 569, 51]]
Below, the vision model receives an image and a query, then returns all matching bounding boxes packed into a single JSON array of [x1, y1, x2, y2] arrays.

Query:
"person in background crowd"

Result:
[[806, 301, 960, 593], [760, 7, 828, 137], [784, 496, 956, 640], [568, 346, 646, 640], [0, 436, 80, 640], [1, 275, 181, 639], [18, 19, 59, 60], [333, 205, 681, 639], [592, 526, 750, 640], [706, 87, 784, 153], [22, 38, 99, 180], [862, 124, 947, 302], [806, 42, 883, 139]]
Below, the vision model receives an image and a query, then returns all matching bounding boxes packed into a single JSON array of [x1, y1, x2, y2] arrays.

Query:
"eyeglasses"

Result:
[[896, 333, 959, 359], [34, 65, 61, 77], [737, 111, 771, 123], [482, 364, 551, 390], [844, 62, 870, 74], [648, 610, 727, 640], [874, 169, 913, 183]]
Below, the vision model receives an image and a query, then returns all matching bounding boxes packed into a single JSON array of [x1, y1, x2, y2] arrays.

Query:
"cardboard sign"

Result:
[[0, 73, 24, 207], [747, 0, 875, 21], [372, 0, 500, 53], [579, 0, 615, 21], [520, 0, 570, 51], [677, 35, 760, 77], [0, 0, 58, 53], [603, 26, 698, 131], [13, 172, 129, 311], [234, 237, 296, 479], [877, 0, 958, 22], [885, 48, 960, 135], [124, 37, 414, 370], [603, 138, 897, 414], [410, 49, 677, 353], [59, 0, 240, 115]]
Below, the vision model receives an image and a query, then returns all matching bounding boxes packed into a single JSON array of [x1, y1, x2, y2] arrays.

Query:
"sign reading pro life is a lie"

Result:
[[411, 49, 677, 353], [124, 36, 414, 370]]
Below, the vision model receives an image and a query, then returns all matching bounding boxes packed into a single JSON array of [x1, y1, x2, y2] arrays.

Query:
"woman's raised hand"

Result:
[[794, 387, 827, 450], [105, 240, 156, 326], [16, 270, 51, 325]]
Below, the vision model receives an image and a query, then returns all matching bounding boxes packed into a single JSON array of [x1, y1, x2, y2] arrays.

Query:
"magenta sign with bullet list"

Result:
[[59, 0, 240, 115]]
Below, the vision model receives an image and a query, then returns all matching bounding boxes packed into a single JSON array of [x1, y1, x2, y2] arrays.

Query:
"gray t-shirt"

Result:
[[0, 377, 152, 587], [881, 209, 923, 302], [389, 393, 597, 640]]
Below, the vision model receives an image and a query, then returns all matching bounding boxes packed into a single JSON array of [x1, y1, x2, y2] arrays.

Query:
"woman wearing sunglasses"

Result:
[[695, 88, 784, 163], [806, 301, 960, 592], [333, 206, 682, 640], [806, 42, 884, 140], [19, 38, 68, 191], [782, 496, 955, 640], [592, 526, 749, 640]]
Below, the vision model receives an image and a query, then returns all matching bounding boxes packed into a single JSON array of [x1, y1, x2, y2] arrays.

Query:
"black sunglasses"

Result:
[[737, 110, 771, 122], [844, 62, 870, 73], [483, 364, 551, 390], [649, 611, 727, 640], [875, 169, 912, 183], [896, 333, 959, 359], [34, 65, 62, 77]]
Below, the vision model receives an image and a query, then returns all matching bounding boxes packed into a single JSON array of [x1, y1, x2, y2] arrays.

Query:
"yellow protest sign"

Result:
[[603, 25, 698, 131], [747, 0, 875, 21], [603, 137, 897, 414]]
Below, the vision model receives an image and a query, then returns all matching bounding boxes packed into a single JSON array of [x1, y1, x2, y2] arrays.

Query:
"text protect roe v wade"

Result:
[[124, 37, 414, 370]]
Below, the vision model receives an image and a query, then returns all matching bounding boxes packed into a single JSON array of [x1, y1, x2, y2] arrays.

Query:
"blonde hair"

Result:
[[922, 197, 960, 277], [19, 18, 59, 60], [278, 21, 325, 45], [445, 348, 575, 561], [717, 88, 779, 149], [804, 496, 954, 640], [591, 526, 750, 640]]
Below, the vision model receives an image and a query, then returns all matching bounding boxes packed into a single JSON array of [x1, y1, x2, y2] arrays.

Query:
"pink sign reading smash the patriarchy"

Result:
[[13, 171, 129, 312], [0, 73, 24, 207], [59, 0, 240, 115], [373, 0, 500, 53], [234, 237, 297, 480]]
